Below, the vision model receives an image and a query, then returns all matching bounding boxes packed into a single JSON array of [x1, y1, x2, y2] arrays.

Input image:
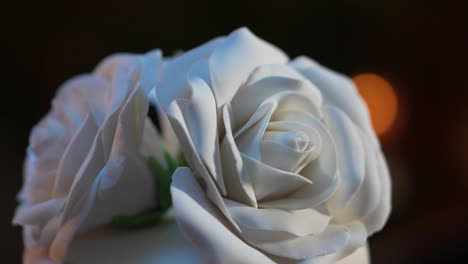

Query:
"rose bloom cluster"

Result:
[[14, 28, 391, 264]]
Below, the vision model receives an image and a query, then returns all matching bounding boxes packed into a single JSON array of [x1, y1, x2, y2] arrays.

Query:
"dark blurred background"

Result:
[[1, 0, 467, 263]]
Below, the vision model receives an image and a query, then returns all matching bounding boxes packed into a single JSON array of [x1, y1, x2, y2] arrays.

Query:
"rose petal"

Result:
[[301, 222, 367, 264], [231, 72, 322, 130], [361, 151, 392, 235], [335, 244, 369, 264], [221, 105, 258, 207], [234, 101, 275, 160], [323, 106, 366, 213], [94, 53, 137, 82], [104, 60, 138, 116], [49, 179, 101, 262], [157, 37, 223, 110], [171, 167, 276, 264], [103, 50, 163, 119], [23, 244, 55, 264], [244, 64, 306, 87], [18, 170, 55, 204], [333, 131, 381, 224], [209, 28, 288, 109], [52, 99, 88, 135], [61, 120, 107, 223], [109, 75, 150, 157], [139, 49, 163, 95], [159, 103, 181, 158], [13, 199, 64, 226], [53, 114, 99, 198], [54, 75, 109, 126], [29, 117, 67, 158], [241, 224, 349, 260], [242, 153, 311, 202], [224, 199, 329, 237], [165, 75, 226, 194], [298, 245, 370, 264]]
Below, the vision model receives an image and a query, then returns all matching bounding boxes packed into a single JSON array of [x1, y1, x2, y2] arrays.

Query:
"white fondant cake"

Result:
[[68, 220, 368, 264]]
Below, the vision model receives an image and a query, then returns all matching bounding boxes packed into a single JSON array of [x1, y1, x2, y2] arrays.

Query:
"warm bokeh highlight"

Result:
[[353, 73, 398, 136]]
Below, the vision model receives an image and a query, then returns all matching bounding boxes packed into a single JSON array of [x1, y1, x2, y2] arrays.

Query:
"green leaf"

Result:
[[159, 170, 172, 210], [164, 150, 177, 173], [148, 155, 173, 211], [148, 156, 168, 180], [178, 151, 188, 167], [112, 209, 167, 229]]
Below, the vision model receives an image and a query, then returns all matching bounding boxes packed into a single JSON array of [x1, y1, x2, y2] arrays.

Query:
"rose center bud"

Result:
[[293, 131, 310, 152], [260, 129, 316, 173]]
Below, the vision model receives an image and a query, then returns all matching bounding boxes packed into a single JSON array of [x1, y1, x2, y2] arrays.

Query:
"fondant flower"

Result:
[[157, 28, 391, 264], [13, 51, 167, 263]]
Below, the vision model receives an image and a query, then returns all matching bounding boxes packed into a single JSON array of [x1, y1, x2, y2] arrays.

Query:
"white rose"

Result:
[[157, 28, 391, 264], [13, 51, 169, 263]]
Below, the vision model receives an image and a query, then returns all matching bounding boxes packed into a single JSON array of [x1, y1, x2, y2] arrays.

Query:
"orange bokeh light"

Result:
[[353, 73, 398, 136]]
